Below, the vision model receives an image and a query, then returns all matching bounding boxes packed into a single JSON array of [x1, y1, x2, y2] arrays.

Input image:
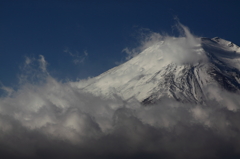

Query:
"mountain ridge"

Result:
[[71, 36, 240, 104]]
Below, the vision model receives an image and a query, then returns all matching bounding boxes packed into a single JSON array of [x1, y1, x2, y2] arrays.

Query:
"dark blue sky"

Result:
[[1, 0, 240, 87]]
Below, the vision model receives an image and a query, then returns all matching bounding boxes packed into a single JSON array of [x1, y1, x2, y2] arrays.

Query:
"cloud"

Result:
[[38, 55, 48, 72], [122, 47, 139, 60], [1, 85, 240, 159], [1, 25, 240, 158], [17, 55, 49, 85], [122, 22, 207, 65], [0, 83, 14, 96], [64, 48, 88, 64]]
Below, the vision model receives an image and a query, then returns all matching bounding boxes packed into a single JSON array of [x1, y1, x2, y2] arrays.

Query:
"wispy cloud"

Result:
[[64, 48, 88, 64], [38, 55, 48, 73], [17, 55, 49, 84], [122, 22, 206, 65]]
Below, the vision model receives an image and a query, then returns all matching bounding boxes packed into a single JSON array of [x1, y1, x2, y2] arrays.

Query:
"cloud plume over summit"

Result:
[[122, 23, 207, 65]]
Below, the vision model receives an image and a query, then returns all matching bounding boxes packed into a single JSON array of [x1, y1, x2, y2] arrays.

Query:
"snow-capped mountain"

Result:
[[71, 36, 240, 104]]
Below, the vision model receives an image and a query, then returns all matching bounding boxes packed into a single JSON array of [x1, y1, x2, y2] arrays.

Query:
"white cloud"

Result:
[[17, 55, 49, 84], [122, 22, 207, 65], [64, 48, 88, 64], [0, 25, 240, 158], [38, 55, 48, 72], [1, 60, 240, 158]]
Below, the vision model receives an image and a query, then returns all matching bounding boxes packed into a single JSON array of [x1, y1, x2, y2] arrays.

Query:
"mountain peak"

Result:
[[71, 34, 240, 104]]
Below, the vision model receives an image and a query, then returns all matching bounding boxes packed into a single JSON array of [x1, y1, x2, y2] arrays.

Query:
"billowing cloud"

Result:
[[122, 22, 207, 65], [1, 24, 240, 159]]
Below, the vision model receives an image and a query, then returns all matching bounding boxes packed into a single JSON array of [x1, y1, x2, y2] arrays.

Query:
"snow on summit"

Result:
[[71, 24, 240, 104]]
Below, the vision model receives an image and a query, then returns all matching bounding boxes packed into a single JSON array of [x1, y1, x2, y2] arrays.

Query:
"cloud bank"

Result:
[[1, 24, 240, 159]]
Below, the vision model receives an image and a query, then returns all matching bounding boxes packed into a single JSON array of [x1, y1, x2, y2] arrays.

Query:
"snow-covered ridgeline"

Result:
[[70, 36, 240, 104]]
